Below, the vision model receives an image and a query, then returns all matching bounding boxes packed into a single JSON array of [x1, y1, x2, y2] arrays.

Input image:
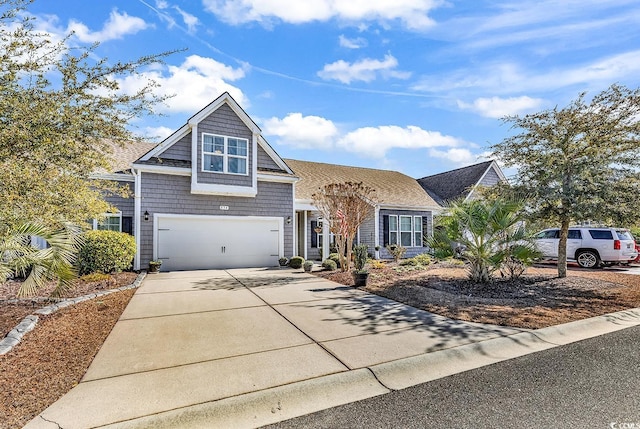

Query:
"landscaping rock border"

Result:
[[0, 272, 146, 355]]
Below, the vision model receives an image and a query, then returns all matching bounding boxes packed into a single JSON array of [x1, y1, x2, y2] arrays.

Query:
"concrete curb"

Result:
[[96, 369, 389, 429], [0, 272, 146, 356], [80, 306, 640, 429], [370, 306, 640, 391]]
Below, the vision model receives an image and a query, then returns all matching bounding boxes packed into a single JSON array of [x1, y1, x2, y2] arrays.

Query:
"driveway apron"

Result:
[[24, 268, 585, 429]]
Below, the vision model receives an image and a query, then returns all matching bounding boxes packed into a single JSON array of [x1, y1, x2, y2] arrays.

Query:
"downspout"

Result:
[[374, 205, 380, 259], [133, 168, 142, 271]]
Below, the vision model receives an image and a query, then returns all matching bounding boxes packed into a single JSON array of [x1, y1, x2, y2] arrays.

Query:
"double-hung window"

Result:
[[387, 215, 423, 247], [202, 133, 248, 175], [400, 216, 413, 247], [95, 214, 121, 232]]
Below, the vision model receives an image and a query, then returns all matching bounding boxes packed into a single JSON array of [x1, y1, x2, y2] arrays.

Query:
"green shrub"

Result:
[[399, 258, 419, 266], [353, 244, 368, 272], [413, 253, 432, 266], [77, 230, 136, 275], [386, 244, 407, 263], [303, 260, 314, 272], [328, 253, 341, 268], [288, 256, 305, 269], [322, 259, 337, 271]]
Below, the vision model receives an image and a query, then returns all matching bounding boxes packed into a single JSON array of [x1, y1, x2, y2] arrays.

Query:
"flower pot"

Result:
[[148, 262, 161, 273], [352, 271, 369, 287]]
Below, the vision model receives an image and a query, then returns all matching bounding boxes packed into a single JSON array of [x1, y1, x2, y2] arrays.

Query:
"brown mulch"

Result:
[[0, 273, 137, 429], [0, 272, 137, 339], [316, 262, 640, 329]]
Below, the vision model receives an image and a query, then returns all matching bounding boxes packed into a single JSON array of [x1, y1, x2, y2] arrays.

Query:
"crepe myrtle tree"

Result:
[[490, 84, 640, 278], [0, 0, 176, 229], [312, 182, 376, 272]]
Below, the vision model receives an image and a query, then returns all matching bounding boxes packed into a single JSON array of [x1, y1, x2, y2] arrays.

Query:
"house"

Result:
[[99, 92, 441, 271], [103, 92, 298, 272], [285, 159, 440, 261], [417, 160, 507, 206]]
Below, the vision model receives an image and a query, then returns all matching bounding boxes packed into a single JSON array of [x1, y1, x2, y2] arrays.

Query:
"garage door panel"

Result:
[[156, 216, 281, 271]]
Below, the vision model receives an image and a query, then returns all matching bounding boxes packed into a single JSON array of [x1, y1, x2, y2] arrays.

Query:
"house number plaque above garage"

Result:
[[220, 206, 229, 211]]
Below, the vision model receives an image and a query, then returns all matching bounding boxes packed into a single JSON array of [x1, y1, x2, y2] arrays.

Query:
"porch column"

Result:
[[322, 218, 330, 261]]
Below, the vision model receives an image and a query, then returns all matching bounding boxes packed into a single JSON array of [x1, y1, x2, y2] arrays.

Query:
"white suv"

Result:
[[533, 227, 638, 268]]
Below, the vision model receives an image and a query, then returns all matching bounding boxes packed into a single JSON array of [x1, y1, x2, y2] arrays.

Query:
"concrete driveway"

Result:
[[25, 268, 640, 429]]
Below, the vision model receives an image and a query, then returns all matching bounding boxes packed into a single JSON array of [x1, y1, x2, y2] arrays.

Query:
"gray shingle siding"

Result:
[[160, 132, 191, 161], [378, 209, 433, 259], [257, 145, 282, 171], [104, 181, 134, 218], [195, 103, 254, 187], [139, 172, 293, 266], [479, 167, 501, 187]]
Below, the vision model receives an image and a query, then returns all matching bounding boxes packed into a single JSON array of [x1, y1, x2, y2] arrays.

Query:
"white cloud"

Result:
[[427, 148, 476, 165], [141, 126, 174, 141], [262, 113, 339, 149], [337, 125, 465, 158], [155, 0, 169, 9], [317, 54, 410, 84], [67, 9, 149, 43], [414, 50, 640, 96], [202, 0, 442, 30], [116, 55, 247, 113], [339, 34, 367, 49], [457, 96, 544, 118], [174, 6, 200, 33]]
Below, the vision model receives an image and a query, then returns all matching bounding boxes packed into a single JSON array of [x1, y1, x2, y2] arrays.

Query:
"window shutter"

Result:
[[422, 217, 429, 247], [122, 217, 133, 235], [383, 215, 389, 247], [311, 221, 318, 248]]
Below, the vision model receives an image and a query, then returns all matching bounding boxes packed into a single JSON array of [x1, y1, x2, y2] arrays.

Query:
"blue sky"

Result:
[[26, 0, 640, 178]]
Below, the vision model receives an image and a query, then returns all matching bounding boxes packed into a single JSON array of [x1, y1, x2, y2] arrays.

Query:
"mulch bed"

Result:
[[316, 262, 640, 329], [0, 287, 135, 429]]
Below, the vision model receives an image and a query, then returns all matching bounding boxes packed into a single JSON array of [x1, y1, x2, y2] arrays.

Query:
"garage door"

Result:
[[156, 215, 282, 271]]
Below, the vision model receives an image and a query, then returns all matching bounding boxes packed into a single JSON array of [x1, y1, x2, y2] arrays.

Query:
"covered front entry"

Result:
[[155, 215, 283, 271]]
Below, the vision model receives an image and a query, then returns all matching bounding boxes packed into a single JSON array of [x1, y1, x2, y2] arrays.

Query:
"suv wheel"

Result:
[[577, 250, 600, 269]]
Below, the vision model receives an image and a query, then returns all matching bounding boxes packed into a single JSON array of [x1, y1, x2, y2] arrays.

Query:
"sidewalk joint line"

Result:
[[226, 270, 352, 371]]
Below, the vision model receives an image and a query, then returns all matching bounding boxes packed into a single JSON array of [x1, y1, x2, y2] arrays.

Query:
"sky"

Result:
[[24, 0, 640, 179]]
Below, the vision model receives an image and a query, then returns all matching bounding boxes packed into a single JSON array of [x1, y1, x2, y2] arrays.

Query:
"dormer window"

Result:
[[202, 133, 248, 175]]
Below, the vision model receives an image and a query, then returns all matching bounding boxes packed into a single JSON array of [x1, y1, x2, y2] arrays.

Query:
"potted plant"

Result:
[[352, 244, 369, 287], [303, 260, 314, 272], [278, 257, 289, 267], [148, 260, 162, 273]]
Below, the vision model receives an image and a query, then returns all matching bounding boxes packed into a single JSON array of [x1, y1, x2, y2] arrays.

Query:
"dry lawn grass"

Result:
[[317, 262, 640, 329]]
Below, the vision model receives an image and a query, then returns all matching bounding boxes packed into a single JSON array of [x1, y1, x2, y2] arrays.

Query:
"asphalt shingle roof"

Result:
[[105, 140, 157, 173], [417, 160, 493, 204], [285, 159, 440, 209]]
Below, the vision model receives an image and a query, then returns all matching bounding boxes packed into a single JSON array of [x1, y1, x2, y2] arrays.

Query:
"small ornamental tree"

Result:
[[490, 84, 640, 278], [312, 182, 376, 272]]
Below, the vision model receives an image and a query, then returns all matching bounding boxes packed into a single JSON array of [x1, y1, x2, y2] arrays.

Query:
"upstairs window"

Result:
[[202, 133, 248, 175]]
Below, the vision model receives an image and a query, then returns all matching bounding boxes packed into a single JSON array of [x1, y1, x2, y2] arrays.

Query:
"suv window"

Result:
[[589, 230, 614, 240], [568, 229, 582, 239], [615, 230, 633, 240], [535, 230, 559, 239]]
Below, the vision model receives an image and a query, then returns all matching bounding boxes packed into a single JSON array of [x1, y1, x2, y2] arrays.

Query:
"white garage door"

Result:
[[156, 215, 282, 271]]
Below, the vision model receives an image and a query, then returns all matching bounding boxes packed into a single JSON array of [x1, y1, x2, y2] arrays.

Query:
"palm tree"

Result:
[[0, 222, 83, 297], [431, 198, 540, 283]]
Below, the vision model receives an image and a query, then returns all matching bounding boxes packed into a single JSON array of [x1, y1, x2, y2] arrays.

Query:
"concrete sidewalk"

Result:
[[25, 268, 640, 429]]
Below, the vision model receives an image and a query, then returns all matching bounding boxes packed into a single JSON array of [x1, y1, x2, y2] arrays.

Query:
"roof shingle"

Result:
[[417, 160, 493, 204], [285, 159, 440, 209]]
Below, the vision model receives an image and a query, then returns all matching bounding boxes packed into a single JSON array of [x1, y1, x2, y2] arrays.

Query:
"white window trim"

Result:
[[388, 214, 423, 247], [93, 213, 122, 232], [399, 215, 413, 247], [315, 217, 336, 248], [201, 132, 249, 176]]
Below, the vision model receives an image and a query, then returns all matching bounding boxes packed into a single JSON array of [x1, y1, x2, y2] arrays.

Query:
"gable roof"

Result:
[[285, 159, 440, 209], [140, 92, 259, 162], [417, 160, 504, 204]]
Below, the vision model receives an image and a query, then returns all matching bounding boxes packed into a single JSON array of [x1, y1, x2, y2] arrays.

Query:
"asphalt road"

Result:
[[266, 325, 640, 429]]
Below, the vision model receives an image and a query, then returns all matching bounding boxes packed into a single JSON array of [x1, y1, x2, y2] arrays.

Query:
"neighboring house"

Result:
[[417, 160, 507, 207], [285, 159, 441, 261], [104, 92, 298, 271]]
